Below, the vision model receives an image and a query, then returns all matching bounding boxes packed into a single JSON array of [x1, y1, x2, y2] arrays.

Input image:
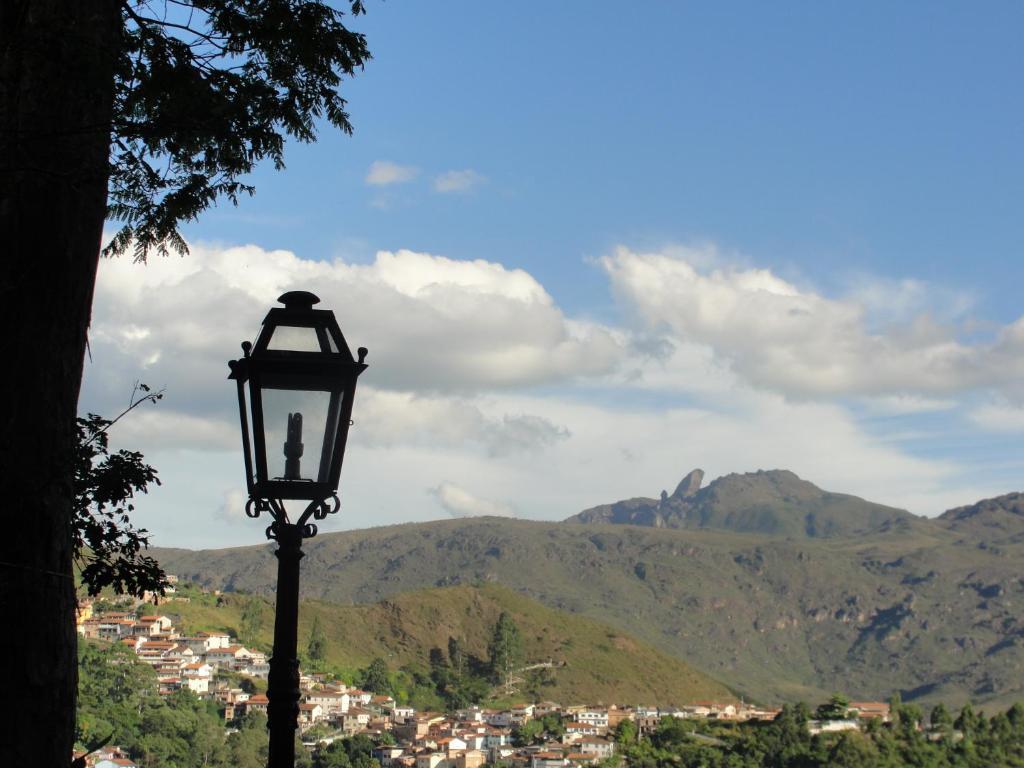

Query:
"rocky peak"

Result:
[[567, 467, 914, 538], [671, 468, 704, 499]]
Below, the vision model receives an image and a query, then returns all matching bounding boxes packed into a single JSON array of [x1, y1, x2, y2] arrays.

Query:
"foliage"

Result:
[[391, 664, 446, 712], [359, 657, 392, 696], [488, 611, 523, 687], [74, 385, 167, 597], [428, 638, 492, 710], [522, 664, 557, 701], [308, 614, 328, 663], [815, 693, 851, 721], [931, 702, 953, 731], [226, 711, 270, 768], [313, 734, 381, 768], [240, 599, 265, 648], [620, 698, 1024, 768], [514, 714, 566, 746], [614, 718, 638, 745], [106, 0, 371, 260]]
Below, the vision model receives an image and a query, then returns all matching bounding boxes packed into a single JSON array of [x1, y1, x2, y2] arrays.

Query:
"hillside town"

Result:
[[76, 591, 895, 768]]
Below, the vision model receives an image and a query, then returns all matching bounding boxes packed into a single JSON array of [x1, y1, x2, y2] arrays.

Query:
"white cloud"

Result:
[[601, 246, 1024, 399], [83, 243, 623, 428], [433, 169, 485, 193], [844, 274, 974, 329], [969, 403, 1024, 433], [430, 482, 516, 518], [105, 408, 239, 452], [365, 161, 419, 186], [860, 395, 957, 415], [217, 488, 250, 522], [354, 389, 570, 457]]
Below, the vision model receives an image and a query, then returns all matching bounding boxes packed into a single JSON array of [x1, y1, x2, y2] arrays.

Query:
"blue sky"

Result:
[[81, 2, 1024, 549], [191, 2, 1024, 313]]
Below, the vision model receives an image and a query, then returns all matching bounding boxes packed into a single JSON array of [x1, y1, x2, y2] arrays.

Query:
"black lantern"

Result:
[[229, 290, 368, 523], [228, 290, 367, 768]]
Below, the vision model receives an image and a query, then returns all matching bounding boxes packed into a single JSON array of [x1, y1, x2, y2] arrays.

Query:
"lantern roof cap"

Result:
[[278, 291, 320, 310]]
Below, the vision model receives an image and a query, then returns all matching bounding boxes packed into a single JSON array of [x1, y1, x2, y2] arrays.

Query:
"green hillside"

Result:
[[166, 582, 732, 706], [153, 495, 1024, 711]]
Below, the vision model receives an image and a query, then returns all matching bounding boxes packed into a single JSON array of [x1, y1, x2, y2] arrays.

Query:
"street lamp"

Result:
[[228, 291, 367, 768]]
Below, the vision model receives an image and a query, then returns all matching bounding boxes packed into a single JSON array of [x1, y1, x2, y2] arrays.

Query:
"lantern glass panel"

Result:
[[266, 325, 328, 353], [260, 387, 340, 483]]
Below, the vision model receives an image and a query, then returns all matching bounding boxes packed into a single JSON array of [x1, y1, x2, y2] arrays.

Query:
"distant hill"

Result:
[[565, 469, 917, 537], [153, 503, 1024, 710], [168, 583, 732, 706], [938, 492, 1024, 541]]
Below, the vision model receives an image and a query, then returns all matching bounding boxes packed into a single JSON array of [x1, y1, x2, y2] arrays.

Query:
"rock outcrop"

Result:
[[671, 468, 704, 499]]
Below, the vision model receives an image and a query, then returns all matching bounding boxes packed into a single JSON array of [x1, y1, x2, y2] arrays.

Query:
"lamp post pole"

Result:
[[228, 291, 368, 768], [267, 520, 305, 768]]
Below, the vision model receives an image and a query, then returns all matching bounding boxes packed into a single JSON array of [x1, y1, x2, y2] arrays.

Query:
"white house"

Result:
[[299, 703, 325, 728], [531, 752, 567, 768], [482, 728, 510, 750], [241, 660, 271, 679], [564, 723, 602, 742], [578, 738, 615, 760], [206, 645, 253, 668], [416, 753, 446, 768], [184, 676, 210, 695], [348, 689, 373, 706], [392, 705, 416, 723], [306, 690, 350, 715], [437, 737, 467, 754], [182, 662, 213, 680], [136, 615, 174, 633], [574, 710, 609, 729]]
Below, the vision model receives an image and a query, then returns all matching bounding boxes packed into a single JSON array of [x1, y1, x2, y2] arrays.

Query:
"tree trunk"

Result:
[[0, 2, 121, 765]]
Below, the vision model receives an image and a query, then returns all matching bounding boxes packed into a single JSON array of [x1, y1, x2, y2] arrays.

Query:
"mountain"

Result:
[[168, 583, 732, 706], [153, 502, 1024, 710], [938, 492, 1024, 542], [565, 469, 917, 537]]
